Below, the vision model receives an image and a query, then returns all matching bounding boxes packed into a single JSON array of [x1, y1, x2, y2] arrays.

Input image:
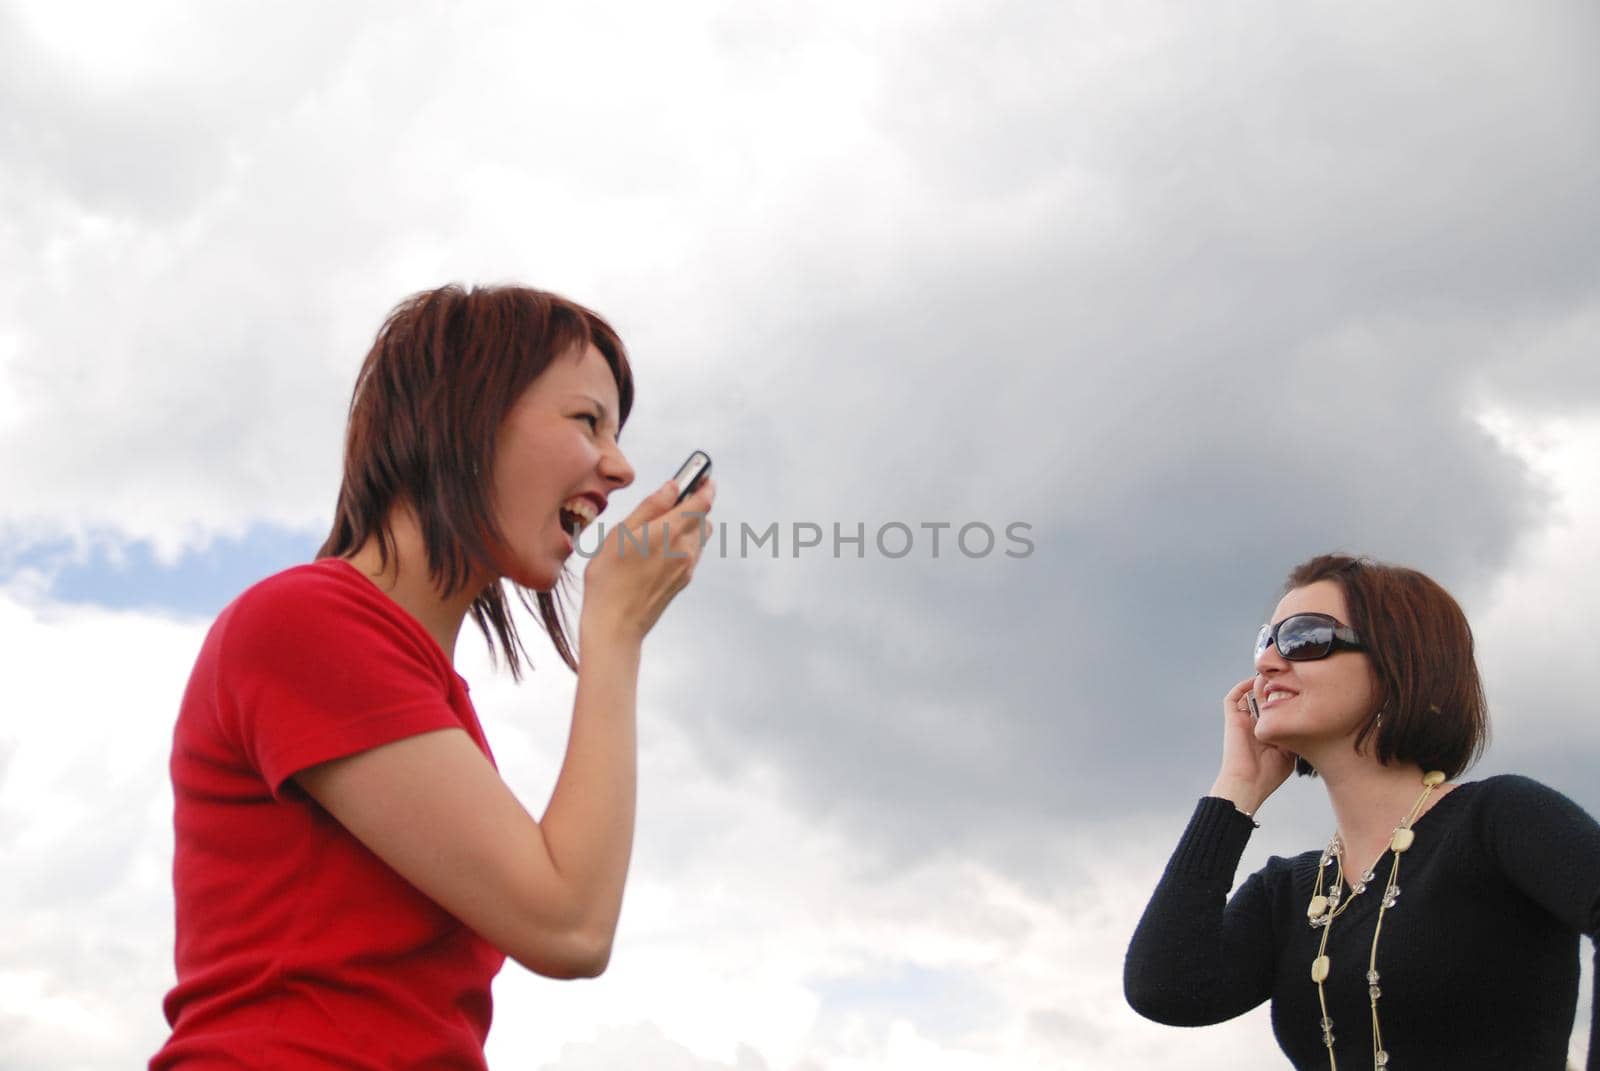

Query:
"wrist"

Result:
[[1207, 776, 1264, 818], [578, 610, 646, 653], [572, 628, 642, 709]]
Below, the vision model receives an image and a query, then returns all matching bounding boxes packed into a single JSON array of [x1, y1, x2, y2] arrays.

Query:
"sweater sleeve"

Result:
[[1475, 775, 1600, 1071], [1124, 796, 1278, 1026]]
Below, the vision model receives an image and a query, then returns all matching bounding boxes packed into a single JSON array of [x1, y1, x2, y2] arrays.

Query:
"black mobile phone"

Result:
[[672, 450, 712, 505], [1246, 693, 1261, 720]]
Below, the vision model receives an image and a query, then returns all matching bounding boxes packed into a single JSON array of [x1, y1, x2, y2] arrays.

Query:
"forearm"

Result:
[[527, 476, 712, 970], [1125, 797, 1273, 1025], [535, 628, 642, 963]]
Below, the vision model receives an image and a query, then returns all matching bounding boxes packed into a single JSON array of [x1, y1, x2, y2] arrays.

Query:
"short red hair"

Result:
[[318, 284, 633, 676]]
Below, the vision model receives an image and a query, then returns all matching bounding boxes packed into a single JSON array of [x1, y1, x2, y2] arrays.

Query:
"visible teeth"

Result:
[[561, 497, 598, 531]]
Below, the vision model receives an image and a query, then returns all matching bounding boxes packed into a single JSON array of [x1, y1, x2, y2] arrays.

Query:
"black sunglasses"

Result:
[[1255, 612, 1365, 662]]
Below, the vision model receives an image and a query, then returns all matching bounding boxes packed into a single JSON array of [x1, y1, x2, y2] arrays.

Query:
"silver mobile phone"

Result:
[[1246, 693, 1261, 720], [672, 450, 712, 505]]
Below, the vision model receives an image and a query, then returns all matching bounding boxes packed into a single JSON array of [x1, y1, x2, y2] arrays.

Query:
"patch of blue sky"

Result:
[[811, 962, 1000, 1042], [3, 523, 324, 618]]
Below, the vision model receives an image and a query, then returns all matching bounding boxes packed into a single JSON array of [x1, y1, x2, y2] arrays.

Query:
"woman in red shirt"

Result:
[[153, 285, 714, 1068]]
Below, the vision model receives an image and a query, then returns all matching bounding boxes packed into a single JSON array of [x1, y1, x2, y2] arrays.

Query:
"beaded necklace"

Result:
[[1306, 769, 1446, 1070]]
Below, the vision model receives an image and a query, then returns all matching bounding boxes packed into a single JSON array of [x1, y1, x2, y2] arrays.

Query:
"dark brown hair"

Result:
[[317, 284, 633, 677], [1284, 553, 1488, 778]]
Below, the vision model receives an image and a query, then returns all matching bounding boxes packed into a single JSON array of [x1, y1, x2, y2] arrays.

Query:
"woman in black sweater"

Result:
[[1124, 553, 1599, 1069]]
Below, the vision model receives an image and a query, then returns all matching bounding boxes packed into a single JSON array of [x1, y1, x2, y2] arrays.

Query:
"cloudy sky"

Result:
[[2, 1, 1597, 1067]]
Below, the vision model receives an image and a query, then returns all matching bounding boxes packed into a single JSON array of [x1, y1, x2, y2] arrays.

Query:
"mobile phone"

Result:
[[1246, 693, 1261, 720], [672, 450, 712, 505]]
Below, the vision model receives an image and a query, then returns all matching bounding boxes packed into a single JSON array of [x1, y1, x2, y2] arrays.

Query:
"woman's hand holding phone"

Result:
[[1208, 676, 1296, 818], [671, 451, 711, 505], [580, 452, 715, 647]]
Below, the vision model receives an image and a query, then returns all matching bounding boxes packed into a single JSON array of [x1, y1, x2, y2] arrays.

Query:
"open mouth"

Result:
[[559, 497, 598, 537]]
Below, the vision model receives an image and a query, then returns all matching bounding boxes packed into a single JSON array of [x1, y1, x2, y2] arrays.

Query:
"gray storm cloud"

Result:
[[2, 0, 1596, 905]]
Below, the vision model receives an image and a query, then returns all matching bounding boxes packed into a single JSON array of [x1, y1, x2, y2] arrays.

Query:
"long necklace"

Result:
[[1305, 769, 1446, 1070]]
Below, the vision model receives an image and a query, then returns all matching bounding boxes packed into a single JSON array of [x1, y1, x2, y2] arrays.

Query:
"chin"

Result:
[[1253, 717, 1297, 751], [499, 555, 564, 593], [522, 568, 563, 593]]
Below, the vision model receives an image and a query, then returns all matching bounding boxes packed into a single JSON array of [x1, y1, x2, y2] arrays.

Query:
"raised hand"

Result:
[[579, 476, 716, 647], [1208, 676, 1296, 817]]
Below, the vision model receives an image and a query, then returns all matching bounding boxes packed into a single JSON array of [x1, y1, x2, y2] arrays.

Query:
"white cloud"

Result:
[[1473, 410, 1600, 766], [3, 1, 1597, 1067], [0, 587, 193, 1067]]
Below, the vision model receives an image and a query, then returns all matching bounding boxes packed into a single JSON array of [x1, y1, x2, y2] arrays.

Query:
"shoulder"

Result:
[[204, 561, 471, 790], [1219, 850, 1322, 924], [1228, 845, 1318, 896], [218, 559, 447, 677], [229, 558, 379, 620], [1448, 773, 1600, 847], [225, 559, 403, 641], [1460, 773, 1582, 813], [1258, 848, 1323, 891]]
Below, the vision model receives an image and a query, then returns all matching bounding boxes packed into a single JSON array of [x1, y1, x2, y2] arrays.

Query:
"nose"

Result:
[[599, 440, 635, 489], [1255, 637, 1289, 676]]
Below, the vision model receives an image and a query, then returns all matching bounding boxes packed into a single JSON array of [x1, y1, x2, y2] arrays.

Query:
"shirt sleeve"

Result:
[[1124, 796, 1279, 1026], [1475, 775, 1600, 1071], [214, 566, 465, 797]]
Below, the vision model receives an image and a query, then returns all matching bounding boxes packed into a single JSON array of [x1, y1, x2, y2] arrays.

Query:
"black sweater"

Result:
[[1125, 775, 1600, 1069]]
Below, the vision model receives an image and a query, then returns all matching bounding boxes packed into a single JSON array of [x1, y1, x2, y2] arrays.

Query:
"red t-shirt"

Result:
[[152, 559, 506, 1070]]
